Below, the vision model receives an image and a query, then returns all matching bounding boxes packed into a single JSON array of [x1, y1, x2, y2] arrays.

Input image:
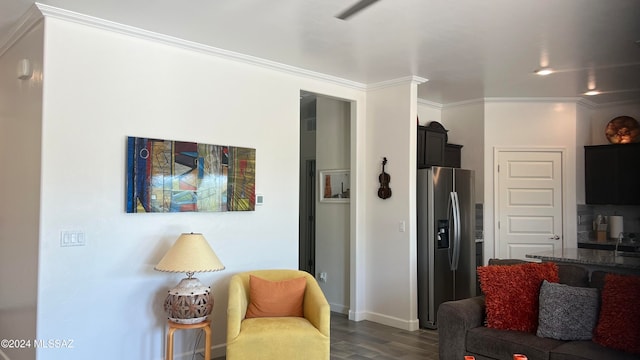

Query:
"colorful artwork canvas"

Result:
[[126, 137, 256, 213]]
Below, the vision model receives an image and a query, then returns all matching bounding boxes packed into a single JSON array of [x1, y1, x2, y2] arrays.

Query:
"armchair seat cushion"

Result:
[[235, 317, 329, 354]]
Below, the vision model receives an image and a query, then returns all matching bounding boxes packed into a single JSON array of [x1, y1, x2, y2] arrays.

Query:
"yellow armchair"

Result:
[[226, 269, 330, 360]]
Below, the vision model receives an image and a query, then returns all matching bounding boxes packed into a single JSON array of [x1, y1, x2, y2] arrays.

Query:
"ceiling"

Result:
[[1, 0, 639, 105]]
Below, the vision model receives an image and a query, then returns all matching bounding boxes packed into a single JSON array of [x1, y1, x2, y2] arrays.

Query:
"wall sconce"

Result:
[[17, 59, 33, 80]]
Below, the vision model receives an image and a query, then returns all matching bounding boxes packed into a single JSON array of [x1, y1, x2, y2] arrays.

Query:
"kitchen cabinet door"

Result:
[[417, 123, 447, 168], [444, 143, 463, 168], [417, 126, 427, 168], [618, 144, 640, 202], [585, 143, 640, 205]]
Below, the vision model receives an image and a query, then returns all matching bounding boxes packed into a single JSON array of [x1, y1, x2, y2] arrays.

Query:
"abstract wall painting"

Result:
[[126, 136, 256, 213]]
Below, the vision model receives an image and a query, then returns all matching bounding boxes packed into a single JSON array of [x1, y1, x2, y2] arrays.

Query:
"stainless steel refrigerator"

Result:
[[417, 166, 476, 329]]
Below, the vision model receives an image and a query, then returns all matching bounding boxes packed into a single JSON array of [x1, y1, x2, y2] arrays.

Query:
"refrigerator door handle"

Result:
[[447, 191, 454, 269], [450, 191, 461, 271]]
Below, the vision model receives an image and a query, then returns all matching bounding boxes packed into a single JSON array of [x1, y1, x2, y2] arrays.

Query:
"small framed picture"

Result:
[[319, 170, 350, 203]]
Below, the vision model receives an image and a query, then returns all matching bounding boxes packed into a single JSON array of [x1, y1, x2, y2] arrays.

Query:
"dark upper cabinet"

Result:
[[417, 125, 428, 167], [444, 143, 463, 168], [585, 143, 640, 205], [418, 122, 462, 168]]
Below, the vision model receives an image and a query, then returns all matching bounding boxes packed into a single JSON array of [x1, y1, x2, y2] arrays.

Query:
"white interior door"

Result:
[[496, 150, 563, 260]]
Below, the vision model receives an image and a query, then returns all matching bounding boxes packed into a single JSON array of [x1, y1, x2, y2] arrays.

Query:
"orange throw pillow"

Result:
[[245, 275, 306, 318], [477, 262, 559, 332]]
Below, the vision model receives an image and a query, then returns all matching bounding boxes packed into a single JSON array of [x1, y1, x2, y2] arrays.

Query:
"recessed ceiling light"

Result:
[[584, 90, 601, 96], [535, 68, 553, 76]]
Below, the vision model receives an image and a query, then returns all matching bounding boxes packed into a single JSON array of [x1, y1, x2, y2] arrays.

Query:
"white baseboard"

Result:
[[348, 309, 366, 322], [360, 311, 420, 331], [210, 344, 226, 359], [170, 343, 226, 360], [330, 302, 349, 314]]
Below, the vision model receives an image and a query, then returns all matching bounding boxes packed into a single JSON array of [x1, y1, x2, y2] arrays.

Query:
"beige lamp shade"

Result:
[[155, 233, 225, 274]]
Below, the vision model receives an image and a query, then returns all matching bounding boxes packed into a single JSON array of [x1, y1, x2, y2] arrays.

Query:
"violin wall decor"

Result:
[[378, 157, 392, 199]]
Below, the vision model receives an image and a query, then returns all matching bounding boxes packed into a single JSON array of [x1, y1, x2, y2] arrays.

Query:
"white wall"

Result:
[[442, 101, 485, 203], [483, 100, 579, 261], [364, 78, 422, 330], [0, 21, 44, 360], [34, 17, 368, 360], [575, 103, 592, 205], [417, 99, 442, 125], [315, 96, 350, 313]]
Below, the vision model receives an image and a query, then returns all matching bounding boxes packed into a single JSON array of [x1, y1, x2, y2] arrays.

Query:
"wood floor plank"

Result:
[[329, 313, 439, 360]]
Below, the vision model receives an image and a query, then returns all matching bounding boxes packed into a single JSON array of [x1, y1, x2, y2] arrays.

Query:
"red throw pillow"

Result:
[[477, 262, 559, 332], [593, 273, 640, 354], [245, 275, 306, 318]]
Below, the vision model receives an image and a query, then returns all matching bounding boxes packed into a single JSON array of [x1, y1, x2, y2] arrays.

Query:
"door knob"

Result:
[[549, 234, 560, 240]]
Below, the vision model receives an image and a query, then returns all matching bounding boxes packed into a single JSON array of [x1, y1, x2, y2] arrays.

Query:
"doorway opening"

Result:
[[299, 92, 317, 275], [299, 90, 351, 314]]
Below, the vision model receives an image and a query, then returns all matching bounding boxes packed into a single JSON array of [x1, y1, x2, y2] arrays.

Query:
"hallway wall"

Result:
[[316, 96, 351, 313]]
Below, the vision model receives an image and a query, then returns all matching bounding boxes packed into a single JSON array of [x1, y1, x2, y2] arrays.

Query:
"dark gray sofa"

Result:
[[437, 259, 639, 360]]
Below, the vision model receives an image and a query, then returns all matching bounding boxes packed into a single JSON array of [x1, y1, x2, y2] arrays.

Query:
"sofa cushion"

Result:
[[488, 258, 527, 266], [478, 262, 559, 332], [245, 275, 306, 318], [467, 326, 565, 360], [589, 271, 608, 291], [556, 264, 590, 288], [537, 280, 600, 341], [549, 340, 640, 360], [593, 273, 640, 354]]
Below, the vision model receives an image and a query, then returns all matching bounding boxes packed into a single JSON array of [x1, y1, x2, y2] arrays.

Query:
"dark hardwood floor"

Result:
[[214, 312, 440, 360], [330, 312, 439, 360]]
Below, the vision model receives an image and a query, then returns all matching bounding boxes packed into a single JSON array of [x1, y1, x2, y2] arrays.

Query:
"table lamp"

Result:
[[155, 232, 225, 324]]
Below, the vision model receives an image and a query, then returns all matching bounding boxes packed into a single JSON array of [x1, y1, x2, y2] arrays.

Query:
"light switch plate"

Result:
[[60, 231, 86, 247]]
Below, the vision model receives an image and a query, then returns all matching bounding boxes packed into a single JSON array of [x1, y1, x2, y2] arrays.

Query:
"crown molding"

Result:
[[34, 3, 367, 91], [0, 4, 44, 57], [436, 96, 640, 110], [417, 98, 443, 109], [586, 98, 640, 109], [483, 97, 585, 104], [484, 96, 640, 109], [367, 76, 429, 91], [441, 98, 485, 108], [576, 98, 598, 110]]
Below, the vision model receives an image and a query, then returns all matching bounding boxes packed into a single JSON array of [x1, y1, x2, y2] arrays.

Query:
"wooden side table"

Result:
[[166, 320, 211, 360]]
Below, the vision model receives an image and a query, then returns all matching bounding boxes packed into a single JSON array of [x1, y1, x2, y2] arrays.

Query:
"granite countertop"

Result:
[[578, 232, 638, 247], [579, 239, 623, 246], [526, 248, 640, 271], [578, 239, 640, 252]]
